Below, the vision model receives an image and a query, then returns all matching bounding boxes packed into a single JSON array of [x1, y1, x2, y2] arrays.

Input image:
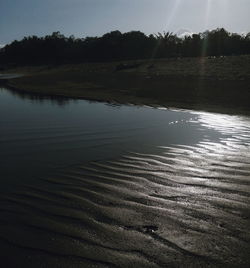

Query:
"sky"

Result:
[[1, 0, 250, 46]]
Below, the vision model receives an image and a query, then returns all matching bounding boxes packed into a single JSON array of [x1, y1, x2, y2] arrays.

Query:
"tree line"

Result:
[[1, 28, 250, 65]]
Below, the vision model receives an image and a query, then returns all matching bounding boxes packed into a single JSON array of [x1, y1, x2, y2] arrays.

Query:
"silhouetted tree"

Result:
[[0, 28, 249, 66]]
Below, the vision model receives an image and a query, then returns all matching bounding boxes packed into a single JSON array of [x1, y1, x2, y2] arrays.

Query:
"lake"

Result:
[[0, 86, 220, 190], [0, 86, 250, 267]]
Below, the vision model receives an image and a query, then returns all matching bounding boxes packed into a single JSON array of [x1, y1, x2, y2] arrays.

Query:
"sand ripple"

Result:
[[0, 112, 250, 267]]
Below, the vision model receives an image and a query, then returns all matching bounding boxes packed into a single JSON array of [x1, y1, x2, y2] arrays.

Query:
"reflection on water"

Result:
[[0, 87, 250, 267], [196, 111, 250, 146], [0, 86, 222, 190], [3, 141, 250, 266], [0, 86, 249, 190], [0, 87, 77, 107]]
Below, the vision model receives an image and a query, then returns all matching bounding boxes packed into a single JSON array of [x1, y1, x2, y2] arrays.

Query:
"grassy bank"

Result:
[[4, 55, 250, 115]]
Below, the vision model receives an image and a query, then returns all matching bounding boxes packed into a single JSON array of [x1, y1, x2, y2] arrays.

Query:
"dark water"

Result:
[[1, 86, 250, 267], [0, 86, 220, 191]]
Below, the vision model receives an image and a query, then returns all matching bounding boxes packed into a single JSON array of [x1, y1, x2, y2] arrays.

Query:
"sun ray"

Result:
[[164, 0, 182, 30], [198, 0, 213, 83], [201, 0, 212, 57], [149, 0, 182, 61], [204, 0, 212, 30]]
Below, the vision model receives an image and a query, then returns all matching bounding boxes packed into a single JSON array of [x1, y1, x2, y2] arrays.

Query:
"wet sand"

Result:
[[1, 112, 250, 267]]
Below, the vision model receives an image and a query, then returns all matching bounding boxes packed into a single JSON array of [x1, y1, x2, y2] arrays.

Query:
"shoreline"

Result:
[[1, 60, 250, 267], [4, 80, 250, 117], [2, 55, 250, 116]]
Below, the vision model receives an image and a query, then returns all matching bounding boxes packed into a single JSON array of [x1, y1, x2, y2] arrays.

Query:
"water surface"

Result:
[[0, 86, 250, 267], [0, 87, 220, 190]]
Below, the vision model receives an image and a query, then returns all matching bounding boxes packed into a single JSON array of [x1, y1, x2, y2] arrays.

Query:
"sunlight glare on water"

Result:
[[0, 87, 250, 267]]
